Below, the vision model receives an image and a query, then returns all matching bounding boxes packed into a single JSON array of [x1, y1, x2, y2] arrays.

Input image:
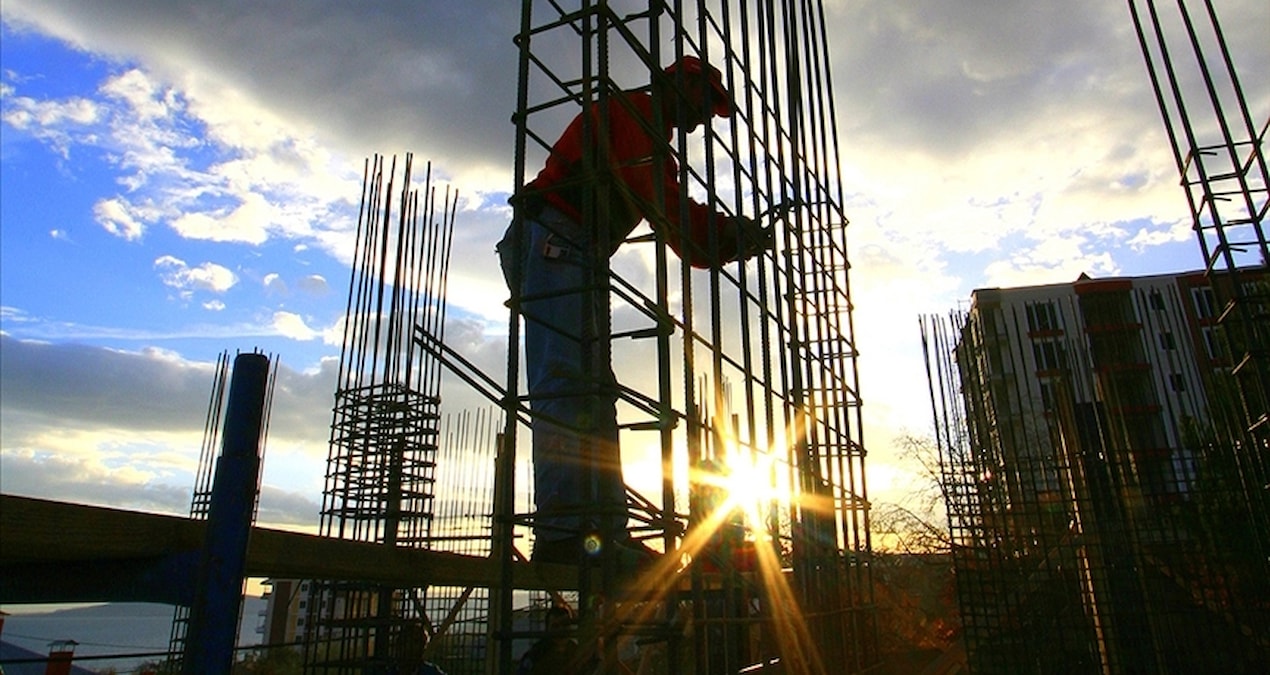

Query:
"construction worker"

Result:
[[515, 604, 590, 674], [499, 55, 770, 568], [385, 621, 446, 675]]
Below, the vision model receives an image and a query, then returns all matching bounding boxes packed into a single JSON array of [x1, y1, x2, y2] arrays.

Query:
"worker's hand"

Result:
[[730, 215, 772, 260]]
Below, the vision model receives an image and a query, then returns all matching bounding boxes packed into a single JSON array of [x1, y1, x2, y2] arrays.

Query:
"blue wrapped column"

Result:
[[183, 352, 268, 673]]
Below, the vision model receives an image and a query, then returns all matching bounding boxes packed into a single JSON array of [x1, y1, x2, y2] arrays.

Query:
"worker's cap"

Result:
[[664, 56, 733, 117], [546, 604, 574, 621]]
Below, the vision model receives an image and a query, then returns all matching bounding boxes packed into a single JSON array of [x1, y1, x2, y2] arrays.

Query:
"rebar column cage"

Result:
[[304, 154, 458, 673], [1127, 0, 1269, 544], [499, 1, 875, 673]]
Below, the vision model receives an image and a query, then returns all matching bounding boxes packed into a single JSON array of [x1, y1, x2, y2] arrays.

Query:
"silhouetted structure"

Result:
[[169, 351, 277, 668], [303, 155, 459, 673], [299, 2, 876, 672], [922, 268, 1270, 673], [923, 3, 1268, 671], [1128, 0, 1269, 585], [493, 1, 875, 673]]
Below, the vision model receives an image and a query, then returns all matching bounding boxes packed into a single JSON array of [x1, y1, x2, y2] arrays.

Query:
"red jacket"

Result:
[[526, 90, 740, 267]]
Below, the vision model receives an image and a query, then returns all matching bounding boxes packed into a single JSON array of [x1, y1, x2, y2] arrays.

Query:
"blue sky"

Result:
[[1, 1, 1267, 531]]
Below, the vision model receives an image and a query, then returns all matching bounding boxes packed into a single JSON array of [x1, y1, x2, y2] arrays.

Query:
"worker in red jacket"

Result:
[[499, 55, 769, 569]]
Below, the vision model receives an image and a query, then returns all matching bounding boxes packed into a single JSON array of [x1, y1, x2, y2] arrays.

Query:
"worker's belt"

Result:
[[536, 204, 588, 262]]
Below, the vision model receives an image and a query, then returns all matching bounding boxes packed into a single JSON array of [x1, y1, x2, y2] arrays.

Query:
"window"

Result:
[[1244, 280, 1270, 318], [1168, 373, 1186, 392], [1039, 380, 1058, 411], [1026, 302, 1059, 333], [1033, 340, 1066, 371], [1202, 326, 1225, 359], [1193, 286, 1217, 319], [1149, 290, 1165, 310], [1158, 331, 1176, 350]]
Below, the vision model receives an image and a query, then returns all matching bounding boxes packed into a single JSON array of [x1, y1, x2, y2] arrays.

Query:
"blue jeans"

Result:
[[498, 207, 625, 542]]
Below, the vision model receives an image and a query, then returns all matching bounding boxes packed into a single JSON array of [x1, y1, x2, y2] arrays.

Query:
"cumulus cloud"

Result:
[[263, 273, 287, 295], [272, 311, 319, 341], [1, 336, 217, 432], [256, 484, 322, 527], [1, 1, 520, 189], [154, 255, 238, 295], [100, 67, 175, 121], [94, 196, 146, 240], [169, 192, 274, 244], [6, 94, 98, 128], [296, 274, 328, 295], [1127, 217, 1192, 251], [2, 50, 363, 263], [1, 92, 99, 157], [0, 335, 337, 518], [0, 446, 194, 515], [832, 0, 1267, 290]]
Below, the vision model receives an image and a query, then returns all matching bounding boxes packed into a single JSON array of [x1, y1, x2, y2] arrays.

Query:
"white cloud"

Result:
[[1, 92, 99, 157], [1, 94, 98, 129], [982, 245, 1119, 289], [154, 255, 237, 295], [296, 274, 328, 295], [272, 310, 319, 341], [0, 441, 193, 515], [170, 192, 273, 244], [263, 272, 287, 295], [3, 56, 362, 260], [101, 68, 175, 121], [1127, 217, 1192, 251], [93, 196, 145, 240]]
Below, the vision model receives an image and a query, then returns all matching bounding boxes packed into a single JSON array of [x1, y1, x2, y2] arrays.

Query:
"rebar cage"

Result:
[[497, 1, 876, 673]]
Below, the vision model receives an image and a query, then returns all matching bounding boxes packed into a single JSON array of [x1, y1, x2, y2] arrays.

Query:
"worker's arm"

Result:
[[609, 97, 757, 268]]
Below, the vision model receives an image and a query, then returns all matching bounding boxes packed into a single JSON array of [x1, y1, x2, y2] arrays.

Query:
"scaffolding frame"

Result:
[[1127, 0, 1269, 545], [496, 1, 874, 673]]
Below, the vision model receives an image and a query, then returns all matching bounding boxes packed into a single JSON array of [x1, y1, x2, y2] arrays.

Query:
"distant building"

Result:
[[259, 578, 543, 673], [957, 270, 1238, 513], [0, 619, 95, 675], [928, 268, 1270, 673], [258, 578, 369, 650], [258, 579, 306, 648]]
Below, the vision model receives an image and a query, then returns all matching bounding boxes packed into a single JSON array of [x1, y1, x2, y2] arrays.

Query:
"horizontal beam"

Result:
[[0, 494, 575, 603]]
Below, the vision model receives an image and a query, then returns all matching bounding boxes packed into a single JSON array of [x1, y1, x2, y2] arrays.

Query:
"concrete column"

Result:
[[183, 352, 269, 674]]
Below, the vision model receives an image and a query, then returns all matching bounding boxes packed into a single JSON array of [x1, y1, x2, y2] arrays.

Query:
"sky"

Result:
[[2, 0, 1267, 534]]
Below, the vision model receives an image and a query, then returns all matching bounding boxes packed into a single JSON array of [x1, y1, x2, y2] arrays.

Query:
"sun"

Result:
[[690, 448, 788, 541]]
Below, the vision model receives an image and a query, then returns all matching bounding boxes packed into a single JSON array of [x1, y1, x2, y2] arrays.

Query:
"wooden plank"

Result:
[[0, 493, 204, 561], [0, 494, 576, 595]]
